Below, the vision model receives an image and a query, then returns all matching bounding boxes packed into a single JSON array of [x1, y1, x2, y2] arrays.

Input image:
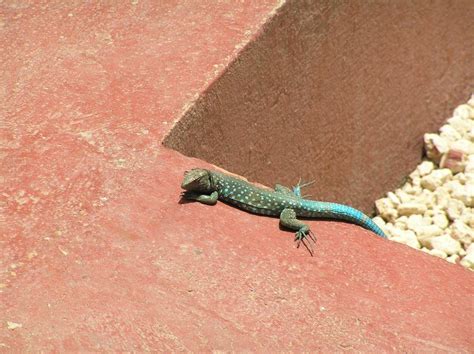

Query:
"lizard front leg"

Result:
[[280, 208, 316, 255], [181, 191, 218, 205]]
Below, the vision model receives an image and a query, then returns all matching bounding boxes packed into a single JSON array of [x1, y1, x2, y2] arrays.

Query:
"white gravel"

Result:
[[373, 94, 474, 270]]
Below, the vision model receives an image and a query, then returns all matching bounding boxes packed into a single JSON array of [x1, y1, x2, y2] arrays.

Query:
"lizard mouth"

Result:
[[181, 171, 194, 189]]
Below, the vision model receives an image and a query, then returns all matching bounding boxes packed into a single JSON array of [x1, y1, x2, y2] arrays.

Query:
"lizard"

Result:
[[180, 168, 387, 255]]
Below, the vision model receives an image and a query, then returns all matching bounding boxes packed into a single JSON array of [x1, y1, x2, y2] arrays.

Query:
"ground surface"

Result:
[[1, 1, 473, 351]]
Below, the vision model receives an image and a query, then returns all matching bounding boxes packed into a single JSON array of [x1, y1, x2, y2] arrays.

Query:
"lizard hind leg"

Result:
[[292, 178, 315, 198], [280, 208, 316, 256]]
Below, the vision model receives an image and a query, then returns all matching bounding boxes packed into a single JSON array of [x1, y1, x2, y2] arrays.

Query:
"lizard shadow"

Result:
[[277, 222, 317, 257], [178, 197, 194, 205]]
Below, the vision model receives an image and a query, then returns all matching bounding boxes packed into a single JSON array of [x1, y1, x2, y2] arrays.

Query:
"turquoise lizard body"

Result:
[[181, 168, 386, 255]]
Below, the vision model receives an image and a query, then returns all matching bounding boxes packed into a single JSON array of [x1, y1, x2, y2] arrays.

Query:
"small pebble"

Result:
[[417, 161, 435, 176], [398, 202, 427, 216], [390, 229, 420, 249], [375, 198, 398, 221], [446, 254, 460, 264], [6, 322, 22, 330], [420, 169, 453, 191], [453, 104, 474, 120], [432, 213, 449, 229], [460, 253, 474, 269], [446, 198, 465, 220], [429, 235, 462, 256], [428, 248, 448, 259]]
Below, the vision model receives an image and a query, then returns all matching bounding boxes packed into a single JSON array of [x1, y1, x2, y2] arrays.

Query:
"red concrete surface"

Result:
[[1, 1, 473, 352]]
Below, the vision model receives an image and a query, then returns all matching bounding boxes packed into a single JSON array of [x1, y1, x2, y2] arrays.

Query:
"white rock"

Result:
[[444, 179, 463, 194], [464, 185, 474, 207], [468, 94, 474, 108], [448, 115, 474, 135], [402, 183, 420, 195], [417, 161, 435, 176], [406, 238, 421, 250], [466, 243, 474, 255], [450, 220, 474, 248], [446, 254, 460, 264], [434, 187, 450, 209], [465, 156, 474, 173], [395, 189, 412, 203], [460, 209, 474, 228], [450, 220, 473, 238], [435, 168, 455, 180], [420, 169, 453, 191], [453, 104, 474, 119], [416, 225, 444, 248], [460, 253, 474, 270], [423, 216, 434, 226], [386, 191, 401, 206], [451, 184, 474, 207], [446, 198, 465, 220], [440, 124, 462, 142], [417, 224, 444, 238], [398, 202, 427, 216], [468, 127, 474, 141], [383, 223, 398, 238], [394, 216, 408, 230], [428, 248, 448, 259], [390, 229, 420, 249], [429, 234, 462, 255], [451, 139, 474, 154], [420, 189, 435, 208], [388, 227, 405, 239], [409, 169, 421, 180], [453, 172, 467, 184], [465, 172, 474, 184], [372, 216, 386, 229], [407, 214, 424, 231], [424, 209, 435, 217], [375, 198, 398, 221], [411, 177, 422, 189], [432, 213, 449, 229]]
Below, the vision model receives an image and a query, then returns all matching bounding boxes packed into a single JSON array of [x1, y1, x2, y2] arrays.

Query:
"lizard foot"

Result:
[[295, 229, 316, 256]]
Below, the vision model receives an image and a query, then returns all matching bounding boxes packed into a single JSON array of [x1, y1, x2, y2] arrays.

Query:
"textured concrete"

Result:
[[1, 0, 473, 352], [164, 0, 474, 213]]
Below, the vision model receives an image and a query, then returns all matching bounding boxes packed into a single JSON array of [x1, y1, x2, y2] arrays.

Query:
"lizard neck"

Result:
[[207, 170, 222, 192]]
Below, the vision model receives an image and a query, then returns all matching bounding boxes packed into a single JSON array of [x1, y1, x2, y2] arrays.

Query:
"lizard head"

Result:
[[181, 168, 213, 192]]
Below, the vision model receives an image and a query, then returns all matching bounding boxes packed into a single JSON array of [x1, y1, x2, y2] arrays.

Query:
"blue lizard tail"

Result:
[[298, 200, 387, 238]]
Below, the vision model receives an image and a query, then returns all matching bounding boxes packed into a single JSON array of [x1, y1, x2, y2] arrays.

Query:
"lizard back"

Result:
[[211, 171, 299, 216], [210, 170, 386, 238]]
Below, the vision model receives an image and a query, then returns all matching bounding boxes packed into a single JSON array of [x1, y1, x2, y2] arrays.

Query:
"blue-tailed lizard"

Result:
[[181, 168, 386, 255]]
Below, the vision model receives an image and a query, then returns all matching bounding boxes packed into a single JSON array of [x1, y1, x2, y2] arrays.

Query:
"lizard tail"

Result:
[[300, 200, 387, 238]]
